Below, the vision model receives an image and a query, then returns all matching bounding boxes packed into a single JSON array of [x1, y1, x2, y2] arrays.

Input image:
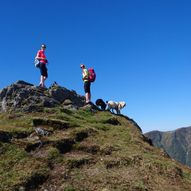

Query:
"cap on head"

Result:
[[80, 64, 85, 68], [41, 44, 46, 48]]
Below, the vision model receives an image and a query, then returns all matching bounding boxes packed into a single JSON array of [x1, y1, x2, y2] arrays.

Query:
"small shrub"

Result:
[[64, 186, 77, 191], [134, 180, 148, 191], [47, 147, 60, 161]]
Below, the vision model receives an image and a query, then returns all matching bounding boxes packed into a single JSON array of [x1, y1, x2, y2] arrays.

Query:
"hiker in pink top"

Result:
[[35, 44, 48, 88]]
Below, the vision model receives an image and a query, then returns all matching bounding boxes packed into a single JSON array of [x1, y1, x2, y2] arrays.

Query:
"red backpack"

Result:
[[88, 68, 96, 82]]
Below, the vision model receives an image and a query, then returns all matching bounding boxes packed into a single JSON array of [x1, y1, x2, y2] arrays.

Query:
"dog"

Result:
[[106, 101, 126, 114], [95, 99, 107, 110]]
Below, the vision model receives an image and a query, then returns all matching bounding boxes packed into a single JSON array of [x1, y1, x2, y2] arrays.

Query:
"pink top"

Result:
[[37, 50, 47, 64]]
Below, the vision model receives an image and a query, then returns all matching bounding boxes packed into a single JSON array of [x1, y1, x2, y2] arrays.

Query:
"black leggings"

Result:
[[39, 63, 48, 78], [84, 81, 91, 93]]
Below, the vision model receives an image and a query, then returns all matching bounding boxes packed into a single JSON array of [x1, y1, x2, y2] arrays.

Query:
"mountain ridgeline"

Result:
[[1, 81, 191, 191], [145, 127, 191, 168]]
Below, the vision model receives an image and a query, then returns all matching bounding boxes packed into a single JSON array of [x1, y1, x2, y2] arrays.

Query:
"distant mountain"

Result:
[[145, 127, 191, 167]]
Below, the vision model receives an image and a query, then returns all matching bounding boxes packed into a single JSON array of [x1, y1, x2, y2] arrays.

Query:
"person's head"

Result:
[[80, 64, 85, 69], [41, 44, 46, 50]]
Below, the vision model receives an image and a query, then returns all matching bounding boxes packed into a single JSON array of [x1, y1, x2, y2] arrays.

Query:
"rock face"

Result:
[[0, 80, 85, 112], [145, 127, 191, 167]]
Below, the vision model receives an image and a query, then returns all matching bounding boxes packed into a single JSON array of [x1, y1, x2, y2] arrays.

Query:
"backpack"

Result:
[[88, 68, 96, 82], [34, 59, 40, 68]]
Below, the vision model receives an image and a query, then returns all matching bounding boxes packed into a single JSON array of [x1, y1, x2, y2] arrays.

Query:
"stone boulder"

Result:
[[48, 85, 84, 107]]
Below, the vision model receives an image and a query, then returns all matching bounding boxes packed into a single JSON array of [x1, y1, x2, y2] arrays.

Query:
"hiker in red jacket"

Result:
[[35, 44, 48, 88]]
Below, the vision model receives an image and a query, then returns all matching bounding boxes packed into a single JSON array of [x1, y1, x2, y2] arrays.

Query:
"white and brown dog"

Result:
[[106, 101, 126, 114]]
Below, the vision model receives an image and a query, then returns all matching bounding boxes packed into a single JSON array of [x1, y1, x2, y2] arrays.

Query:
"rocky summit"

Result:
[[1, 81, 191, 191], [0, 80, 85, 113]]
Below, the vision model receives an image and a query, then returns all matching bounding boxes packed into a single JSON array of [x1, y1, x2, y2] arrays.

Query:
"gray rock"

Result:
[[15, 80, 33, 86], [0, 80, 86, 113], [41, 96, 60, 107], [63, 99, 73, 105], [48, 86, 85, 107], [35, 127, 50, 136], [63, 104, 78, 111], [1, 98, 7, 112]]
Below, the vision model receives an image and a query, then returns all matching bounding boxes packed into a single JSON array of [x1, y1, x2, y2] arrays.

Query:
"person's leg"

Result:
[[88, 92, 91, 102], [84, 81, 91, 103], [39, 64, 45, 87], [43, 65, 48, 87], [39, 75, 43, 87], [87, 82, 91, 103], [85, 93, 89, 103], [40, 76, 47, 87], [40, 65, 48, 87], [39, 65, 43, 86], [88, 82, 91, 102]]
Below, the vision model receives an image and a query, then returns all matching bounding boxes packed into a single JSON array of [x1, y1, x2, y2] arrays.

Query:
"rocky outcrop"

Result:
[[0, 80, 85, 112]]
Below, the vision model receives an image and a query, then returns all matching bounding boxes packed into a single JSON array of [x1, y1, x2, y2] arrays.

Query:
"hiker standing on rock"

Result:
[[80, 64, 91, 104], [35, 44, 48, 88]]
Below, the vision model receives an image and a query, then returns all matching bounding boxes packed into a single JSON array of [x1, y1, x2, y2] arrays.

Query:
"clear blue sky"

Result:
[[0, 0, 191, 133]]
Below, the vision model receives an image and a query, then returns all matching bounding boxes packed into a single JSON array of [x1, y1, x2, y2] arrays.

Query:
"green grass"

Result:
[[0, 143, 49, 190], [133, 180, 148, 190], [1, 109, 191, 190], [64, 187, 78, 191], [47, 147, 61, 159]]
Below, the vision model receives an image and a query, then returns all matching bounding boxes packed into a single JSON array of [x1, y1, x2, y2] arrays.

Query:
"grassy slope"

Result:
[[0, 108, 191, 191]]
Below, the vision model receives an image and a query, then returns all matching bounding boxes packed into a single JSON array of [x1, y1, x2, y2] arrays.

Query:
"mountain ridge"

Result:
[[145, 126, 191, 168], [1, 81, 191, 191]]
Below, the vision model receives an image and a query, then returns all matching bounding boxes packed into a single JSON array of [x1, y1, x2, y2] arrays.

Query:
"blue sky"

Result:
[[0, 0, 191, 133]]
